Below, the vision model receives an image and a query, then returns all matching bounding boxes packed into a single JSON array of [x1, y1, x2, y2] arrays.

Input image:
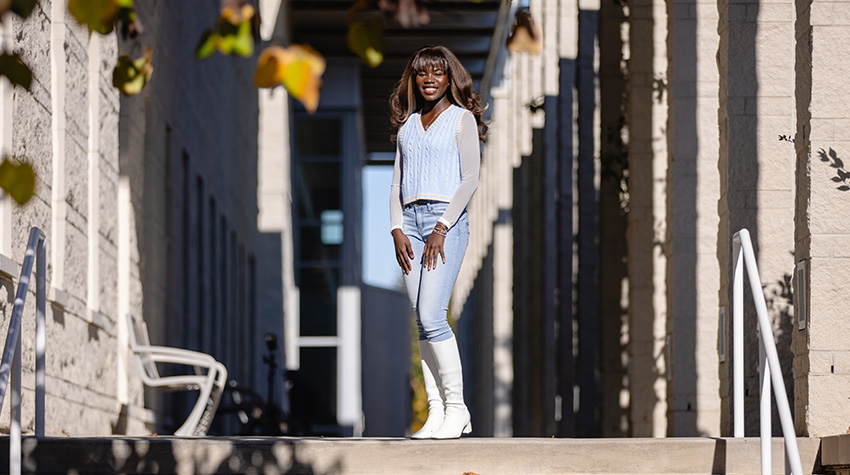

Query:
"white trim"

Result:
[[87, 33, 102, 315], [718, 306, 727, 363], [337, 285, 362, 436], [298, 336, 340, 347], [50, 0, 67, 292], [795, 260, 807, 331], [117, 176, 132, 403]]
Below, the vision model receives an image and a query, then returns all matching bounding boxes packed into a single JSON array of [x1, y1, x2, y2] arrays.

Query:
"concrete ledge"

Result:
[[49, 287, 69, 308], [0, 436, 824, 475], [822, 434, 850, 467], [0, 253, 19, 280], [89, 309, 116, 335]]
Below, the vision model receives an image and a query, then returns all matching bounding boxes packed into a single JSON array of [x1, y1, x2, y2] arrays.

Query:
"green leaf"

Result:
[[112, 50, 152, 96], [68, 0, 120, 34], [10, 0, 36, 19], [0, 158, 35, 205], [197, 4, 255, 60], [195, 30, 219, 60], [0, 53, 32, 90], [230, 20, 254, 57]]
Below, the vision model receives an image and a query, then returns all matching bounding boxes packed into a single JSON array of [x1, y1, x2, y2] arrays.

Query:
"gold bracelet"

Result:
[[433, 225, 447, 236]]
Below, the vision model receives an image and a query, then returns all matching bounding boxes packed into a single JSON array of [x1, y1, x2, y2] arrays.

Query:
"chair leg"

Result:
[[194, 363, 228, 436], [174, 371, 217, 437]]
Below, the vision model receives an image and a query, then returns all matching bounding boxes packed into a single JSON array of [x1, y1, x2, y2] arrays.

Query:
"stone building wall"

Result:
[[716, 0, 795, 436], [793, 0, 850, 438], [121, 0, 267, 431], [664, 0, 722, 437], [0, 0, 270, 436], [627, 0, 669, 438], [0, 0, 149, 435]]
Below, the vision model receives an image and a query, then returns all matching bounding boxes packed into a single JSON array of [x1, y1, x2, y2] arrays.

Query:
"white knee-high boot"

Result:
[[430, 336, 472, 439], [411, 340, 445, 439]]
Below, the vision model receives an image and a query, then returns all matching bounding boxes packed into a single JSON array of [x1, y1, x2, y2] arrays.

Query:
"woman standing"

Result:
[[389, 45, 486, 439]]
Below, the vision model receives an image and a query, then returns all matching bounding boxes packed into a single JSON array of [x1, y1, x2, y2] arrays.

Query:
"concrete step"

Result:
[[0, 436, 824, 474]]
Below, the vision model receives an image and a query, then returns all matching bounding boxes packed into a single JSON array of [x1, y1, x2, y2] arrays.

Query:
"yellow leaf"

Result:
[[347, 20, 384, 68], [0, 158, 35, 205], [221, 4, 254, 25], [253, 46, 287, 87], [254, 45, 325, 114]]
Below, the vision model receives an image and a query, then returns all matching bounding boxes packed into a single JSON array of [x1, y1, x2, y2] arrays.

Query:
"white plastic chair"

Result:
[[126, 314, 228, 436]]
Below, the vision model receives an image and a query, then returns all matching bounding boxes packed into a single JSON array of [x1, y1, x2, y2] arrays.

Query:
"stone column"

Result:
[[717, 0, 794, 436], [793, 0, 850, 437], [628, 0, 669, 437], [665, 0, 722, 436]]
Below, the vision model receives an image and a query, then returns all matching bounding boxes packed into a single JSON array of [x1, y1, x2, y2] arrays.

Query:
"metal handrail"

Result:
[[732, 229, 802, 475], [0, 227, 46, 475]]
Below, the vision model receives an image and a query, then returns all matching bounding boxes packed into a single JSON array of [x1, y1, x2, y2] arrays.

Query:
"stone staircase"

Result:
[[0, 435, 839, 474]]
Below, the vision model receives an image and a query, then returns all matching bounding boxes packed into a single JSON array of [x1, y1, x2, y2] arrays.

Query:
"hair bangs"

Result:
[[412, 50, 449, 74]]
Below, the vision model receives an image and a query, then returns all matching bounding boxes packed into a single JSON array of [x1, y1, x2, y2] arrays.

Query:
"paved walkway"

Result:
[[0, 436, 824, 474]]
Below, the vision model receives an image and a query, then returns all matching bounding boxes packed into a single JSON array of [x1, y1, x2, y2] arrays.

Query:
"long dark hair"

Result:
[[390, 45, 488, 142]]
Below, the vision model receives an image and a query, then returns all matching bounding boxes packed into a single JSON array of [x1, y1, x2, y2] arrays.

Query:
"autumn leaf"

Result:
[[68, 0, 121, 33], [348, 19, 384, 68], [0, 53, 32, 90], [506, 10, 542, 54], [0, 158, 35, 205], [112, 48, 153, 96], [196, 4, 255, 59], [254, 45, 325, 114]]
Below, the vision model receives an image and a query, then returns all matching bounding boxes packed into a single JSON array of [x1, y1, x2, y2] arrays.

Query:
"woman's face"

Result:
[[415, 66, 449, 103]]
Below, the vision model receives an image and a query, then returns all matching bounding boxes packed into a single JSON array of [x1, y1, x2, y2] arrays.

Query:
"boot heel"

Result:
[[462, 421, 472, 435]]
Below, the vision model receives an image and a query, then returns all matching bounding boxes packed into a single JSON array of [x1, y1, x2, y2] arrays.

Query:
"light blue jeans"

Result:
[[402, 201, 470, 343]]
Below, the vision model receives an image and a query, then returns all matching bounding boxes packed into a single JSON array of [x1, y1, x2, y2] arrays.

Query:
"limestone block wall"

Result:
[[793, 0, 850, 437], [122, 0, 265, 430], [717, 0, 795, 436], [0, 0, 266, 436], [452, 0, 569, 437], [627, 0, 669, 438], [665, 0, 722, 436], [0, 0, 150, 435]]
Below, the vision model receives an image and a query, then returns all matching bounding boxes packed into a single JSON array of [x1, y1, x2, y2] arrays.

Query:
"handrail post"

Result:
[[733, 236, 744, 438], [0, 227, 47, 475], [734, 229, 804, 475], [10, 336, 20, 475], [760, 337, 771, 475], [35, 232, 45, 437]]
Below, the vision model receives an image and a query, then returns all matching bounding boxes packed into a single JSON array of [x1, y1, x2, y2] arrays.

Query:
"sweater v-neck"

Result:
[[417, 104, 452, 134]]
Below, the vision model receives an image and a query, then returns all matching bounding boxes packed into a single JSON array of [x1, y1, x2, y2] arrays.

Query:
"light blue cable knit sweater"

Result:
[[398, 104, 466, 205]]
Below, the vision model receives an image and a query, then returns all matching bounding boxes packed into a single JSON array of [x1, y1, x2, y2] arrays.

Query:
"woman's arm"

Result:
[[390, 144, 414, 273], [438, 111, 480, 229], [390, 145, 404, 231]]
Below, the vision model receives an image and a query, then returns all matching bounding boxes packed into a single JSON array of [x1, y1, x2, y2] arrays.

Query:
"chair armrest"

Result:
[[131, 346, 220, 375], [133, 345, 219, 365]]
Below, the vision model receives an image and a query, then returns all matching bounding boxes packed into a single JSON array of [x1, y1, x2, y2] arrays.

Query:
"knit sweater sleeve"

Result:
[[438, 111, 480, 228], [390, 144, 404, 232]]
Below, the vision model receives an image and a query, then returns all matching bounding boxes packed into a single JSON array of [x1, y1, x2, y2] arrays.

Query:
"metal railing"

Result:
[[0, 227, 46, 475], [732, 229, 802, 475]]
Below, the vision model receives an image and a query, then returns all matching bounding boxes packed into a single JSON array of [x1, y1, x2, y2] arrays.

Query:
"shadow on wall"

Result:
[[817, 148, 850, 191], [2, 437, 342, 474]]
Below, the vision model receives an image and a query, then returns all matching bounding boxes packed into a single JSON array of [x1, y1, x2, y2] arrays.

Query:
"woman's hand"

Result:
[[392, 229, 415, 275], [423, 223, 447, 271]]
